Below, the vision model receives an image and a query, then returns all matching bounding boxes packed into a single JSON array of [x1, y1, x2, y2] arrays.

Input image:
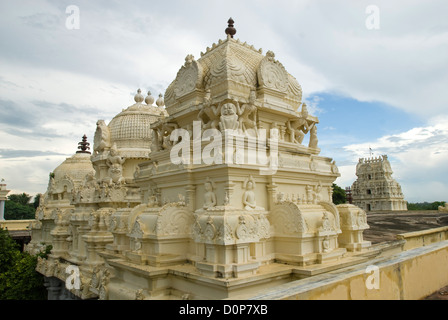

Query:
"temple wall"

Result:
[[243, 229, 448, 300], [397, 226, 448, 251], [0, 219, 34, 230]]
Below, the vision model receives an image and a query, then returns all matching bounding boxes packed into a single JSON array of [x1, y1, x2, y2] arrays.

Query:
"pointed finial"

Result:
[[134, 88, 144, 103], [76, 134, 91, 154], [225, 17, 236, 38]]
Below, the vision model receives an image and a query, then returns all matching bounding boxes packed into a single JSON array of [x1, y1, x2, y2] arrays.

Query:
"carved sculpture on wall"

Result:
[[306, 185, 314, 204], [173, 54, 204, 100], [270, 202, 307, 235], [257, 50, 288, 92], [158, 122, 180, 150], [106, 144, 125, 185], [322, 235, 331, 253], [93, 120, 111, 154], [315, 183, 322, 202], [198, 89, 220, 130], [203, 178, 217, 210], [308, 125, 318, 149], [320, 211, 332, 231], [85, 172, 96, 189], [236, 90, 258, 136], [243, 175, 264, 211], [286, 103, 313, 145], [219, 102, 239, 131]]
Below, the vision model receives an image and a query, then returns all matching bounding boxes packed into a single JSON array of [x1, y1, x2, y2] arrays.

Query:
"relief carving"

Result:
[[203, 178, 217, 210], [174, 54, 203, 98], [243, 175, 264, 211], [257, 50, 288, 92], [93, 120, 111, 154], [235, 90, 258, 136], [219, 102, 239, 131], [106, 144, 125, 185]]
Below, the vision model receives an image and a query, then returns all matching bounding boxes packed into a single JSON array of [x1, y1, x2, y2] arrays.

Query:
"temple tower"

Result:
[[351, 155, 407, 212], [29, 19, 372, 300]]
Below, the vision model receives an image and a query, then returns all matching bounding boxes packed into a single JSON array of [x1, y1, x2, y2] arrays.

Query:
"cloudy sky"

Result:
[[0, 0, 447, 203]]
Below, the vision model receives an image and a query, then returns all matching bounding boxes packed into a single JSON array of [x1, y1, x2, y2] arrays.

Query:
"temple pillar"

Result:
[[0, 182, 10, 221], [0, 200, 5, 221]]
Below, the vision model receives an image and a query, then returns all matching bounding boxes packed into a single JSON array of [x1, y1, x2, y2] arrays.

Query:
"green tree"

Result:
[[8, 193, 32, 206], [407, 201, 446, 211], [4, 193, 36, 220], [32, 193, 42, 209], [4, 200, 35, 220], [332, 183, 347, 205], [0, 228, 48, 300], [0, 227, 21, 274]]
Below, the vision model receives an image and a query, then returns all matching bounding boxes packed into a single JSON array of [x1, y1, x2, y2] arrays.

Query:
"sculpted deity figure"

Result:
[[84, 172, 97, 188], [236, 90, 258, 136], [322, 235, 331, 253], [219, 102, 239, 131], [243, 175, 263, 211], [315, 183, 322, 202], [321, 211, 332, 231], [203, 178, 217, 210], [308, 125, 318, 149], [106, 144, 125, 185], [150, 121, 177, 151], [198, 90, 220, 130], [93, 120, 111, 154], [306, 185, 314, 204], [286, 103, 315, 145]]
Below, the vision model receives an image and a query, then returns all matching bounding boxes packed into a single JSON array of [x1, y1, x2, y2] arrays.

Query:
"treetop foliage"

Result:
[[407, 201, 446, 211], [0, 228, 48, 299], [4, 193, 40, 220], [332, 183, 347, 205]]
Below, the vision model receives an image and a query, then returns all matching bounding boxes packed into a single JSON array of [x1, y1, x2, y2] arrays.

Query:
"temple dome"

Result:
[[53, 152, 95, 182], [107, 89, 167, 152], [49, 136, 95, 194]]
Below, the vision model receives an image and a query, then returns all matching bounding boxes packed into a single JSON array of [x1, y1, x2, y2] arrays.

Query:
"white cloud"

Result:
[[0, 155, 66, 197], [335, 165, 357, 190], [274, 1, 448, 119], [0, 0, 447, 202]]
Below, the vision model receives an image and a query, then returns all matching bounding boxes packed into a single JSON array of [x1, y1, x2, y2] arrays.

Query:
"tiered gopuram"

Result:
[[351, 155, 407, 212]]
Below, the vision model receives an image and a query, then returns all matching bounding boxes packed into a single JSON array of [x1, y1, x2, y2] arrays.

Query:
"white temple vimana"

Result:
[[26, 19, 374, 300]]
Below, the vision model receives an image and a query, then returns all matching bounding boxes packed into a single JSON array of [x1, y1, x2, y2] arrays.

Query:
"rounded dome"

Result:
[[106, 89, 166, 151], [53, 152, 95, 182], [108, 106, 160, 150]]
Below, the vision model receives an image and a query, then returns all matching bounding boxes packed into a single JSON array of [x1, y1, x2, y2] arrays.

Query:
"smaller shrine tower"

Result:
[[351, 155, 407, 212]]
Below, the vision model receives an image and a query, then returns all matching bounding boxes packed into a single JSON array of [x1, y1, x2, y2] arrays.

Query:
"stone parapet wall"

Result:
[[242, 234, 448, 300], [0, 219, 35, 231], [397, 226, 448, 251]]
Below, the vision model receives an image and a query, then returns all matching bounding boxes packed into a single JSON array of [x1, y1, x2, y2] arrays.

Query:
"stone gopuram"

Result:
[[351, 155, 407, 212], [27, 19, 373, 300]]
